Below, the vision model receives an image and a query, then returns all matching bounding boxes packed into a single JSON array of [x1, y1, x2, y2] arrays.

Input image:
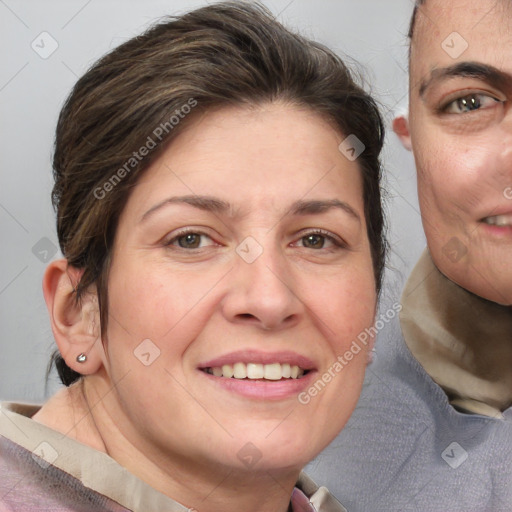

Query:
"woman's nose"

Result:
[[220, 239, 304, 331]]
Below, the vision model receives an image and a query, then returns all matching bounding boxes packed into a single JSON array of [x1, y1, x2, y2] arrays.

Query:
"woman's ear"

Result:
[[392, 114, 412, 151], [43, 259, 104, 375]]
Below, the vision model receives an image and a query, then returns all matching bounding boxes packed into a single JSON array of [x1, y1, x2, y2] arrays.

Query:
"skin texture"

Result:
[[394, 0, 512, 305], [35, 104, 377, 512]]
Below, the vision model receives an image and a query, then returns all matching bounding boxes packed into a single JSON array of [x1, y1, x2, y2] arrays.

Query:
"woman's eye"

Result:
[[444, 93, 501, 114], [301, 234, 328, 249], [167, 232, 214, 249], [294, 231, 343, 250]]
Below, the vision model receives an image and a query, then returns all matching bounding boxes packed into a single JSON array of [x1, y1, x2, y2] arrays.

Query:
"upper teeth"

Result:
[[484, 215, 512, 226], [204, 362, 305, 380]]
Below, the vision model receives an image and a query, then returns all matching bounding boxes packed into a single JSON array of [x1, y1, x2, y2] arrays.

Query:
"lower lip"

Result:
[[198, 369, 317, 400], [480, 223, 512, 237]]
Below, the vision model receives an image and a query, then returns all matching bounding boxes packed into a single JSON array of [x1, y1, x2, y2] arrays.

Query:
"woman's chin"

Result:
[[203, 434, 316, 476]]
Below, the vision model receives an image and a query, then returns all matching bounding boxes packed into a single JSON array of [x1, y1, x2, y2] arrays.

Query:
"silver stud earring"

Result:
[[76, 353, 87, 363]]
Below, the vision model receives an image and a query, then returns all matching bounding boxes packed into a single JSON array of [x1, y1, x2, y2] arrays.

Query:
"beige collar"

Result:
[[0, 402, 346, 511], [400, 250, 512, 417]]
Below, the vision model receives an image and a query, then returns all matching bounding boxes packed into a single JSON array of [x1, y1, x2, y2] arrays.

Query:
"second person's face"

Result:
[[408, 0, 512, 304]]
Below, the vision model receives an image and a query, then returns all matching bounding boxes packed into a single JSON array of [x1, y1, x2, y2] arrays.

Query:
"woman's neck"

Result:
[[33, 376, 300, 512]]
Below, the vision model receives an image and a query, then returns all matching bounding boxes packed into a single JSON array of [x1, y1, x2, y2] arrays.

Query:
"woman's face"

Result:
[[101, 103, 377, 476]]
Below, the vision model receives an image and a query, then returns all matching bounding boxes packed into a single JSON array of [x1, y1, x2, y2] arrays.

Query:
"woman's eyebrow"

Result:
[[139, 196, 361, 223], [419, 61, 510, 98], [289, 199, 361, 222], [140, 195, 230, 223]]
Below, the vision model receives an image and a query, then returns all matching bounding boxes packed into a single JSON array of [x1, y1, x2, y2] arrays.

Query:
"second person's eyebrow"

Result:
[[419, 61, 510, 97]]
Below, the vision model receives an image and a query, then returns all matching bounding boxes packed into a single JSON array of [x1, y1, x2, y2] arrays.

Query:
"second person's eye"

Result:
[[444, 93, 501, 114]]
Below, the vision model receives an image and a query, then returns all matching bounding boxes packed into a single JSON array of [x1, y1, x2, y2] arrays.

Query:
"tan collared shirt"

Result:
[[401, 250, 512, 417], [0, 402, 346, 512]]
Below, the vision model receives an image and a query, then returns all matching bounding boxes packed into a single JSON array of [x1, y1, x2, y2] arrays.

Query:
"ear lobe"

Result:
[[43, 259, 104, 375], [392, 115, 412, 151]]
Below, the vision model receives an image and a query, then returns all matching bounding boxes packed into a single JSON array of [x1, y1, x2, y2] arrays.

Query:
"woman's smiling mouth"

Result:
[[197, 351, 317, 398], [202, 362, 308, 380]]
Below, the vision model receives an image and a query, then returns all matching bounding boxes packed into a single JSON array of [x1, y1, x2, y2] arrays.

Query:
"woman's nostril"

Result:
[[237, 313, 256, 320]]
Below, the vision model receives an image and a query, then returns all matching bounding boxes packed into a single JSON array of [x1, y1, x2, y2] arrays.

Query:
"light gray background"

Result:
[[0, 0, 424, 402]]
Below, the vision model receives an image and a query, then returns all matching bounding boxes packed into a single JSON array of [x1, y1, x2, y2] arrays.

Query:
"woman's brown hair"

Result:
[[50, 1, 386, 385]]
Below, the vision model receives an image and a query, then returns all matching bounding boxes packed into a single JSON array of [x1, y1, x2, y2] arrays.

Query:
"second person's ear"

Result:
[[393, 114, 412, 151]]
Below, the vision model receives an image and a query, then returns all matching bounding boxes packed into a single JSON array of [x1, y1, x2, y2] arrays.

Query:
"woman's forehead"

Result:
[[115, 106, 365, 232]]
